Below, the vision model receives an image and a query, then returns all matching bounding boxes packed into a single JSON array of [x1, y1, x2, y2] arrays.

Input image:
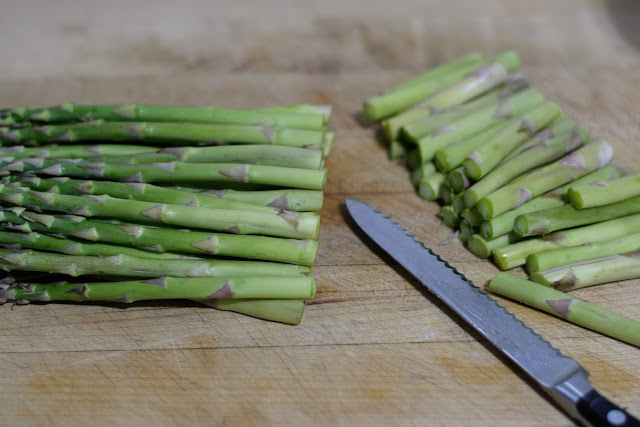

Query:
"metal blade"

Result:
[[345, 197, 597, 422]]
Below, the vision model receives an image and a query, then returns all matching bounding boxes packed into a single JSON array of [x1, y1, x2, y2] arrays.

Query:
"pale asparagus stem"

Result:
[[363, 53, 486, 120], [0, 209, 318, 266], [487, 272, 640, 347], [526, 233, 640, 273], [399, 79, 526, 144], [531, 253, 640, 291], [0, 144, 158, 159], [502, 117, 577, 162], [0, 121, 325, 149], [514, 195, 640, 237], [462, 101, 563, 181], [0, 103, 330, 129], [0, 159, 328, 190], [0, 229, 194, 260], [410, 162, 437, 187], [480, 165, 622, 239], [0, 275, 317, 302], [492, 213, 640, 270], [0, 186, 321, 240], [202, 299, 305, 325], [568, 172, 640, 209], [447, 167, 472, 193], [13, 176, 298, 214], [439, 206, 460, 229], [467, 232, 521, 259], [191, 188, 324, 212], [417, 88, 544, 164], [464, 127, 589, 208], [476, 140, 614, 220], [418, 172, 446, 201], [322, 131, 335, 159], [433, 121, 511, 172]]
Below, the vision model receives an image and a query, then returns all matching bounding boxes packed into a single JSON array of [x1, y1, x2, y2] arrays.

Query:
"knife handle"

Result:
[[576, 390, 640, 427]]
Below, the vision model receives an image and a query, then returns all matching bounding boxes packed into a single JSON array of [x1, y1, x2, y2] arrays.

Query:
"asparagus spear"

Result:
[[0, 186, 321, 240], [467, 232, 521, 259], [440, 185, 457, 206], [388, 139, 408, 160], [439, 206, 460, 229], [463, 127, 589, 208], [493, 213, 640, 270], [363, 53, 486, 120], [192, 188, 324, 212], [0, 159, 327, 190], [447, 166, 472, 193], [451, 193, 466, 216], [0, 144, 158, 160], [462, 101, 563, 181], [480, 164, 622, 239], [0, 121, 325, 149], [13, 176, 308, 215], [458, 221, 477, 244], [514, 194, 640, 237], [476, 140, 614, 220], [0, 275, 316, 303], [418, 172, 446, 201], [567, 172, 640, 209], [0, 103, 327, 130], [461, 208, 484, 227], [501, 117, 577, 163], [526, 232, 640, 273], [202, 299, 305, 325], [416, 88, 544, 164], [0, 209, 318, 266], [488, 272, 640, 347]]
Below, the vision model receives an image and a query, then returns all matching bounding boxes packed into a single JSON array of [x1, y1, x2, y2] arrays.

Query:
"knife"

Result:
[[345, 197, 639, 427]]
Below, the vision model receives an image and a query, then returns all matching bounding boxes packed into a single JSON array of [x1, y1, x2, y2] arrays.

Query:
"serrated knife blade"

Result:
[[345, 197, 639, 427]]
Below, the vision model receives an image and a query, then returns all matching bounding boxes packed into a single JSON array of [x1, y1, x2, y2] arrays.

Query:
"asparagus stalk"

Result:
[[0, 186, 321, 240], [0, 103, 327, 130], [440, 185, 457, 206], [416, 88, 544, 164], [462, 101, 563, 181], [480, 164, 622, 239], [488, 272, 640, 347], [492, 213, 640, 270], [467, 232, 521, 259], [410, 162, 437, 187], [322, 131, 335, 159], [463, 127, 589, 208], [202, 299, 305, 325], [526, 232, 640, 273], [451, 193, 466, 216], [0, 209, 318, 266], [418, 172, 446, 201], [0, 275, 316, 303], [0, 144, 158, 160], [458, 221, 477, 243], [514, 194, 640, 237], [0, 121, 325, 149], [363, 53, 486, 120], [439, 206, 460, 229], [476, 140, 614, 220], [1, 159, 327, 190], [192, 188, 324, 212], [461, 208, 484, 227], [447, 166, 472, 193], [567, 172, 640, 209], [14, 176, 308, 215], [388, 139, 408, 160], [501, 117, 577, 162]]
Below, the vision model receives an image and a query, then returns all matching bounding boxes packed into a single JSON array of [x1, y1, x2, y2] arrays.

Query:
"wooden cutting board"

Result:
[[0, 0, 638, 424]]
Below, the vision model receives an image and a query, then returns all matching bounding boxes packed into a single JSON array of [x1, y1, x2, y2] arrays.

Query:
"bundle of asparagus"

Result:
[[363, 51, 640, 346], [0, 103, 335, 324]]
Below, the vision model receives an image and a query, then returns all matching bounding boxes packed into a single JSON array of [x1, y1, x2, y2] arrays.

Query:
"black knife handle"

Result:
[[576, 390, 640, 427]]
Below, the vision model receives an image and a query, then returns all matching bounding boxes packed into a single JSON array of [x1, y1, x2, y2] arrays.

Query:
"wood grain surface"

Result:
[[0, 0, 639, 425]]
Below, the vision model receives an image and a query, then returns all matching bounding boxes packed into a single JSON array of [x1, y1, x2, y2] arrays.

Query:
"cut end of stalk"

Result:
[[529, 272, 552, 287], [467, 235, 491, 259], [566, 188, 584, 209], [463, 189, 478, 209], [476, 198, 493, 221], [362, 100, 380, 122], [494, 50, 521, 72], [525, 254, 541, 274], [462, 157, 482, 181], [433, 151, 451, 173]]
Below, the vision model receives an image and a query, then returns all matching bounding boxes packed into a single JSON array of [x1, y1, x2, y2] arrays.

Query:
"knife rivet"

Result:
[[607, 409, 626, 425]]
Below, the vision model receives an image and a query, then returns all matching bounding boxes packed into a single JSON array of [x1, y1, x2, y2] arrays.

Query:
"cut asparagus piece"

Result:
[[462, 101, 563, 180], [439, 206, 460, 228], [1, 159, 327, 190], [0, 103, 327, 130], [0, 209, 318, 266], [488, 272, 640, 347], [0, 144, 158, 160], [461, 208, 484, 227], [417, 88, 544, 164], [202, 299, 305, 325], [363, 53, 486, 120], [447, 166, 472, 193], [567, 172, 640, 209], [0, 186, 321, 240], [0, 247, 313, 283], [492, 213, 640, 270], [501, 117, 577, 163], [477, 140, 614, 220], [464, 127, 589, 208], [514, 194, 640, 237], [0, 121, 325, 149], [458, 221, 476, 244], [526, 232, 640, 273], [467, 232, 521, 259], [388, 139, 408, 160], [410, 162, 437, 187], [418, 172, 446, 201], [0, 275, 317, 302], [480, 164, 622, 239]]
